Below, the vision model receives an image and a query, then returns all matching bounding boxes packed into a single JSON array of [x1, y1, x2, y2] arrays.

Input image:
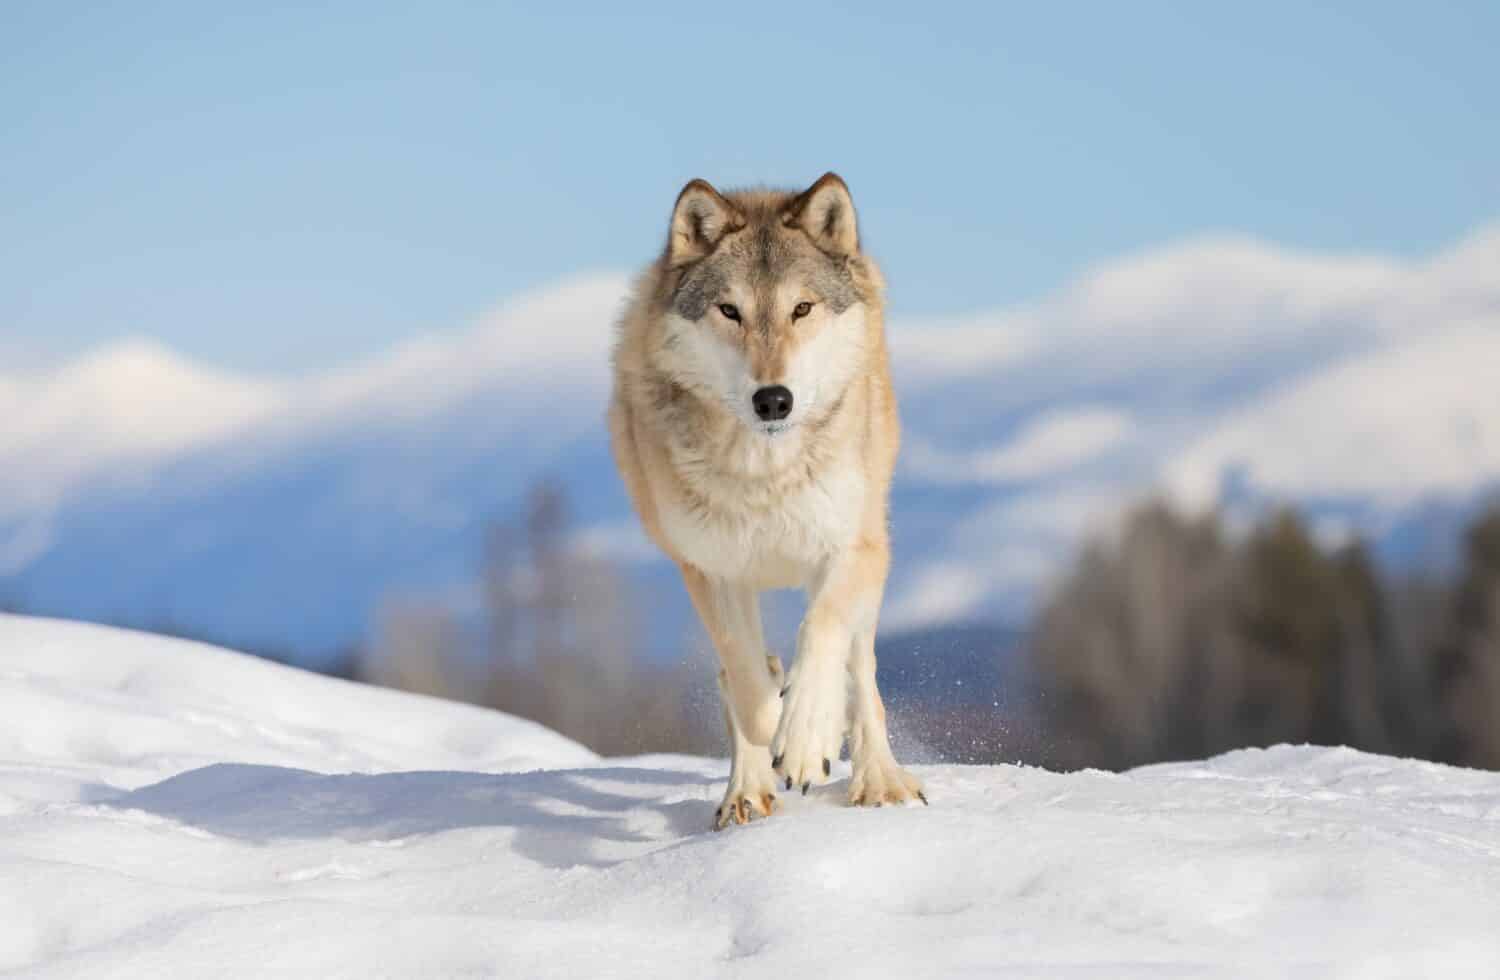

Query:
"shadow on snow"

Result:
[[101, 763, 717, 869]]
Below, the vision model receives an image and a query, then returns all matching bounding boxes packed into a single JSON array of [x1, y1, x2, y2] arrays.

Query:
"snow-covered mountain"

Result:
[[3, 223, 1499, 659], [2, 614, 1497, 976]]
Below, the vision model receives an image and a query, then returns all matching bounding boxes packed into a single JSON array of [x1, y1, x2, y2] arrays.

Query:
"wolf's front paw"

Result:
[[848, 753, 926, 807], [770, 655, 846, 794], [714, 756, 780, 831]]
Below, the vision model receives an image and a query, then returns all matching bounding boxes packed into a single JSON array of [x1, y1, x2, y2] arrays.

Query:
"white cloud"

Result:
[[888, 310, 1042, 382], [571, 520, 657, 564], [0, 339, 283, 458], [906, 407, 1136, 485], [954, 483, 1136, 546], [887, 224, 1500, 399], [1060, 235, 1404, 339], [10, 223, 1497, 519], [297, 272, 630, 426], [1167, 321, 1500, 511], [0, 274, 632, 520], [0, 339, 285, 518], [882, 560, 992, 630]]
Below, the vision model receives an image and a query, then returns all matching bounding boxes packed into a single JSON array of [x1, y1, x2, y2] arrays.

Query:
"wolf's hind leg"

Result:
[[846, 629, 925, 807], [713, 662, 783, 830]]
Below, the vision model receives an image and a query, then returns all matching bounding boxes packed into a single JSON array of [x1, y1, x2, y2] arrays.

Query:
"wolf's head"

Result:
[[646, 173, 883, 437]]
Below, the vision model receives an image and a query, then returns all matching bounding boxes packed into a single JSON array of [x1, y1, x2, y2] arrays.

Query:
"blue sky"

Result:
[[4, 1, 1497, 375]]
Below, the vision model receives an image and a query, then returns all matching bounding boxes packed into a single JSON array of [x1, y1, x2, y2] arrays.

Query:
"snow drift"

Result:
[[2, 614, 1498, 977]]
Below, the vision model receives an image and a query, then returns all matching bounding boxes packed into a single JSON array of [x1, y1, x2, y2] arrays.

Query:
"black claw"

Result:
[[801, 781, 810, 796], [822, 758, 831, 777], [786, 776, 793, 790], [779, 687, 787, 698], [772, 754, 783, 770], [918, 791, 929, 806]]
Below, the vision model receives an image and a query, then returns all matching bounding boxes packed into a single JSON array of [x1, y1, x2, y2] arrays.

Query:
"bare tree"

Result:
[[1435, 506, 1500, 767], [363, 599, 468, 701], [472, 478, 716, 755], [1030, 502, 1245, 769], [1384, 576, 1456, 758], [1031, 502, 1406, 770]]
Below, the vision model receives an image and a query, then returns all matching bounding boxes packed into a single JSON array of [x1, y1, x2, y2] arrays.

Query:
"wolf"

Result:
[[609, 172, 925, 829]]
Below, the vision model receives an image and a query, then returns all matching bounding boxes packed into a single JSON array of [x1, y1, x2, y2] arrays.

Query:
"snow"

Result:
[[0, 274, 627, 520], [3, 615, 1499, 976], [0, 340, 282, 522], [1168, 323, 1500, 511]]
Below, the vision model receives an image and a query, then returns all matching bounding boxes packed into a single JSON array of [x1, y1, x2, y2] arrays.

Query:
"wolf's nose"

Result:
[[751, 385, 794, 422]]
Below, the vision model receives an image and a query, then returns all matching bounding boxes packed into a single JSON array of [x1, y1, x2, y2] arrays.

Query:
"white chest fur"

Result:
[[657, 436, 866, 589]]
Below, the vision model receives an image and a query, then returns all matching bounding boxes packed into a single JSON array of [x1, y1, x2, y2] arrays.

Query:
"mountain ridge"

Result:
[[4, 223, 1499, 661]]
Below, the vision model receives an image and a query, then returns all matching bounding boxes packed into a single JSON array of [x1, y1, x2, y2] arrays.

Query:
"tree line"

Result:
[[14, 475, 1495, 772], [1029, 499, 1500, 771], [358, 480, 720, 756]]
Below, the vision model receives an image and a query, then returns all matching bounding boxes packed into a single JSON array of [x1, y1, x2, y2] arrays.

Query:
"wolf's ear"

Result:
[[782, 172, 859, 256], [667, 179, 743, 267]]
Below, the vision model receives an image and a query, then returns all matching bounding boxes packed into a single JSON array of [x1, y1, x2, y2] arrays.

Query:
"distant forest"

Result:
[[1029, 500, 1500, 772], [22, 481, 1500, 773], [354, 481, 1500, 773]]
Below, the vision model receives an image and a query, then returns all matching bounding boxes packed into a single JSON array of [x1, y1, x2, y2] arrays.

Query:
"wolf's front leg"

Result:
[[847, 630, 925, 806], [772, 541, 887, 793], [679, 565, 782, 745], [713, 663, 783, 829]]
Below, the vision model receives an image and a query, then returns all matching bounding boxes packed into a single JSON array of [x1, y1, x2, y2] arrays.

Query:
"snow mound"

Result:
[[3, 615, 1498, 977], [0, 614, 595, 798]]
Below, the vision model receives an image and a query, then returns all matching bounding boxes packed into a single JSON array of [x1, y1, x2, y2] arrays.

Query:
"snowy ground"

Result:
[[2, 614, 1498, 978]]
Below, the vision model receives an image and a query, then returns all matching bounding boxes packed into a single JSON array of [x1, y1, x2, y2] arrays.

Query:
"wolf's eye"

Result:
[[717, 303, 741, 322], [792, 301, 814, 320]]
